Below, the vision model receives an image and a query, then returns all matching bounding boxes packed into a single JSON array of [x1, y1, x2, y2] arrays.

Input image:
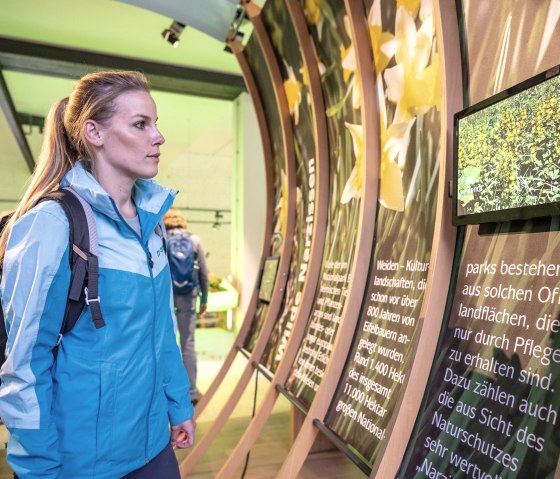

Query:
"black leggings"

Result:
[[12, 444, 180, 479], [122, 443, 180, 479]]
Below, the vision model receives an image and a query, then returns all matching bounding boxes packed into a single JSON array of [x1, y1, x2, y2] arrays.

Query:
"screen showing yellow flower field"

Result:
[[454, 66, 560, 224]]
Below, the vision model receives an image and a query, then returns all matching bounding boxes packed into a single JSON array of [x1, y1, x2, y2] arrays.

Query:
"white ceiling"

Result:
[[0, 0, 242, 73], [0, 0, 246, 205]]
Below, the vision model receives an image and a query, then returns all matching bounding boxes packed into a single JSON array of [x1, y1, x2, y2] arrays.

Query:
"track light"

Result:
[[224, 6, 246, 54], [162, 21, 186, 48]]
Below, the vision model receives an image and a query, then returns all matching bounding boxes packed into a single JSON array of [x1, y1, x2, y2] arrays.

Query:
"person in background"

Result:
[[163, 207, 209, 405], [0, 70, 195, 479]]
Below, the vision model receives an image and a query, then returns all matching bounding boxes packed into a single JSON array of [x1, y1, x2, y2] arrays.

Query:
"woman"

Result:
[[0, 71, 195, 478]]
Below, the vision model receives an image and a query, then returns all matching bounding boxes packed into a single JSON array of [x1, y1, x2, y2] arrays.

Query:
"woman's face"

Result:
[[94, 90, 165, 181]]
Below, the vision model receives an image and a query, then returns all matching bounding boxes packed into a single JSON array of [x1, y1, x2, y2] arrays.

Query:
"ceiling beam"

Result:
[[0, 69, 34, 173], [0, 36, 246, 101]]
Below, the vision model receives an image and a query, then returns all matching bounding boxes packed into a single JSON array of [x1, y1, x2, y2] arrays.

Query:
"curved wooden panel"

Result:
[[260, 0, 325, 375], [239, 2, 297, 351], [276, 0, 380, 476], [193, 35, 276, 419], [368, 0, 461, 476], [213, 0, 331, 475], [284, 0, 367, 414], [180, 1, 298, 474], [398, 2, 560, 478]]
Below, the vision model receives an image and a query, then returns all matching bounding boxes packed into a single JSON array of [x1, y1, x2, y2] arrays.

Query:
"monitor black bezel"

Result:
[[452, 64, 560, 226], [258, 256, 280, 303]]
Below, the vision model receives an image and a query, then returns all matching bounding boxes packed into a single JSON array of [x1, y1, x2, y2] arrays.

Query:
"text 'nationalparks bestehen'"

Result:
[[416, 259, 560, 479]]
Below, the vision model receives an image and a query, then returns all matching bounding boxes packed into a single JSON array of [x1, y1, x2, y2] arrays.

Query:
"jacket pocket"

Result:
[[52, 351, 119, 474], [95, 361, 119, 465]]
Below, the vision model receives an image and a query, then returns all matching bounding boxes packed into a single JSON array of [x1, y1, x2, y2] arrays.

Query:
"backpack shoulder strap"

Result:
[[185, 232, 198, 260], [155, 222, 166, 255], [43, 188, 105, 343]]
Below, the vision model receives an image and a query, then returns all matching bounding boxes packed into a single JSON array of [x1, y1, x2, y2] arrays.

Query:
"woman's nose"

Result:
[[153, 128, 165, 145]]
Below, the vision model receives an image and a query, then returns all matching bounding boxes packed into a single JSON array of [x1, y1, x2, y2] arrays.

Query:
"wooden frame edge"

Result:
[[369, 0, 462, 476]]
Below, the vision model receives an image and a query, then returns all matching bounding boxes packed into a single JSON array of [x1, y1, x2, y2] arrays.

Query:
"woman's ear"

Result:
[[83, 119, 103, 147]]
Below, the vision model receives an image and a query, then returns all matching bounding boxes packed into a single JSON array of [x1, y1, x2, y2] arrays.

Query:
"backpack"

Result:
[[167, 231, 199, 294], [0, 212, 12, 365], [0, 187, 105, 367]]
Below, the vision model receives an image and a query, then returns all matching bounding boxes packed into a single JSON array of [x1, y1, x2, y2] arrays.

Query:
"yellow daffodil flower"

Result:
[[275, 170, 289, 239], [300, 65, 313, 109], [284, 65, 303, 125], [304, 0, 328, 39], [383, 5, 440, 123], [341, 122, 364, 203], [379, 150, 405, 211], [397, 0, 420, 15], [340, 16, 362, 109], [377, 77, 413, 211], [368, 0, 397, 75], [304, 0, 323, 25]]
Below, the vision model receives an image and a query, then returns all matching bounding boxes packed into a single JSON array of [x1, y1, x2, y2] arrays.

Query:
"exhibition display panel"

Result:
[[398, 1, 560, 477], [260, 0, 320, 374], [213, 0, 333, 475], [400, 221, 560, 478], [242, 33, 289, 352], [324, 0, 443, 466], [181, 0, 560, 477], [180, 5, 299, 473], [284, 0, 364, 410]]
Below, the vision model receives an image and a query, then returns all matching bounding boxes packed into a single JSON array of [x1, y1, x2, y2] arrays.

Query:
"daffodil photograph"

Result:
[[286, 0, 363, 408], [457, 73, 560, 217], [324, 0, 442, 464]]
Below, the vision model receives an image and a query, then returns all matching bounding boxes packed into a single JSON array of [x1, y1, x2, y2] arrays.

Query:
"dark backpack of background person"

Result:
[[0, 188, 105, 370], [167, 231, 199, 295], [0, 211, 13, 366]]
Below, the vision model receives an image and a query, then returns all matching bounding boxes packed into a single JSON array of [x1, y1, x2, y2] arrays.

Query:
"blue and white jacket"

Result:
[[0, 162, 193, 478]]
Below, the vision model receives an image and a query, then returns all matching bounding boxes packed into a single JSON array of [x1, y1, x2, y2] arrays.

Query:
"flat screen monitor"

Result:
[[258, 256, 280, 303], [453, 64, 560, 225]]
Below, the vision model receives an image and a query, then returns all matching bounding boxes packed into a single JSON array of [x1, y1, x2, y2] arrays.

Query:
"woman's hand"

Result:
[[171, 418, 196, 449]]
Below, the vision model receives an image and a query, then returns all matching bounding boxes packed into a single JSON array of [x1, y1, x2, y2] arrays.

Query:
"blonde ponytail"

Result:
[[0, 97, 74, 262], [0, 70, 150, 262]]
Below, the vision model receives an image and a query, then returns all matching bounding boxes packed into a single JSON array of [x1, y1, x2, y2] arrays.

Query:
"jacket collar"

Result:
[[61, 161, 177, 239]]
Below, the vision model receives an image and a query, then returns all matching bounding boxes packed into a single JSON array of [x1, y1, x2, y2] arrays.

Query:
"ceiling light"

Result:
[[162, 21, 186, 48]]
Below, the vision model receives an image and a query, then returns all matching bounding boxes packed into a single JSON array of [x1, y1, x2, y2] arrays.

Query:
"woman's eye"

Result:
[[135, 121, 146, 129]]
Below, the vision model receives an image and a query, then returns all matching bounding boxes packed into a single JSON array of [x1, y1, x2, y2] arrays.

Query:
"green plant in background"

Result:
[[458, 75, 560, 214]]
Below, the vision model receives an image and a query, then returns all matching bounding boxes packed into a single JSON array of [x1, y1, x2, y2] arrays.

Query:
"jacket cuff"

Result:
[[169, 402, 195, 426]]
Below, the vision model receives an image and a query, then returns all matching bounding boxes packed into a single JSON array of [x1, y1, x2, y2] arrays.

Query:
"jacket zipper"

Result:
[[111, 201, 158, 463]]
